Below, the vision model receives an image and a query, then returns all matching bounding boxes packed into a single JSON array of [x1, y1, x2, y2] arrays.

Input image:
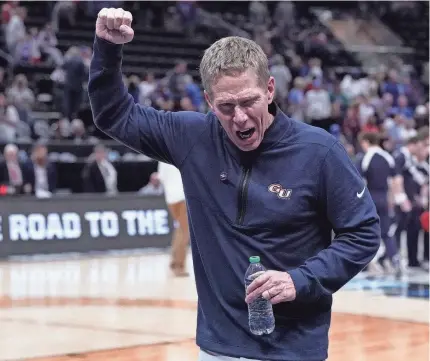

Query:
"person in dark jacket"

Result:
[[22, 143, 57, 197], [88, 8, 380, 361], [82, 144, 117, 194], [62, 46, 87, 120]]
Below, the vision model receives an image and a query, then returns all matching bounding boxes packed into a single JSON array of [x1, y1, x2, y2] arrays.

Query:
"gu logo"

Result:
[[268, 183, 292, 199]]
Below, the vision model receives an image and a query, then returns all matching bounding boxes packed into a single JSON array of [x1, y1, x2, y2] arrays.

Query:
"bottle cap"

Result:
[[249, 256, 260, 263]]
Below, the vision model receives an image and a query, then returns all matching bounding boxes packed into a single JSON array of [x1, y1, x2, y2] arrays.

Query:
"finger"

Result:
[[106, 8, 115, 30], [119, 24, 134, 42], [270, 293, 285, 305], [246, 272, 270, 295], [262, 284, 284, 300], [114, 8, 124, 30], [271, 289, 296, 304], [123, 11, 133, 27], [98, 8, 108, 24], [245, 281, 273, 304]]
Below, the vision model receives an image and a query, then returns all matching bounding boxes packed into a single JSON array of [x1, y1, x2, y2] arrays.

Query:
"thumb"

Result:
[[119, 24, 134, 42]]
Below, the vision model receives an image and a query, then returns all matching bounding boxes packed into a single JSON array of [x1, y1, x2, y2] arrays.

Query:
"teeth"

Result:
[[238, 129, 253, 139]]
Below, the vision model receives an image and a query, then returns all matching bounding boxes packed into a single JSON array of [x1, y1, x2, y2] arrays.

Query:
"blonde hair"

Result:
[[199, 36, 269, 96]]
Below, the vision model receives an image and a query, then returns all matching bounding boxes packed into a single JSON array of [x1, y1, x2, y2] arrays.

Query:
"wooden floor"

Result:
[[0, 252, 428, 361]]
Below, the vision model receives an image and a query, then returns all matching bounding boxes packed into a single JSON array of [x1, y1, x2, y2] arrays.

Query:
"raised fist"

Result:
[[96, 8, 134, 44]]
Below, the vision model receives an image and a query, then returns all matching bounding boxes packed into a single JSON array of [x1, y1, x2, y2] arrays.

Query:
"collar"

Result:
[[222, 102, 293, 165], [401, 146, 411, 158]]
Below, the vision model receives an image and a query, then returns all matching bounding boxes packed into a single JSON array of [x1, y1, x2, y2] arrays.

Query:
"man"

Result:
[[88, 8, 380, 361], [414, 127, 429, 269], [158, 160, 190, 277], [304, 78, 332, 131], [0, 143, 24, 194], [23, 143, 57, 198], [138, 172, 164, 196], [358, 132, 400, 276], [82, 144, 117, 195], [392, 134, 428, 271]]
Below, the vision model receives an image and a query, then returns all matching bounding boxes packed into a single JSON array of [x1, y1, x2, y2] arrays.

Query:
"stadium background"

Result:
[[0, 1, 428, 360]]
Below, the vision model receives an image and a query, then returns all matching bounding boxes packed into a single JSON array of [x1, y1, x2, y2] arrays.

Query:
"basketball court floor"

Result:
[[0, 250, 428, 361]]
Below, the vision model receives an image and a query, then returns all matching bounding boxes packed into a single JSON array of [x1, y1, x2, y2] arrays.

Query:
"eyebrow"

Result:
[[217, 95, 260, 105]]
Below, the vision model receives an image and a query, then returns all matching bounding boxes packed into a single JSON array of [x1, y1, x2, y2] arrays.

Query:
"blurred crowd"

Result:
[[0, 0, 427, 201]]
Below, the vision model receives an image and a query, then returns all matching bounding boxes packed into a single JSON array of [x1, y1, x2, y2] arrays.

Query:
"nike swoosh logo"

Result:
[[357, 186, 366, 198]]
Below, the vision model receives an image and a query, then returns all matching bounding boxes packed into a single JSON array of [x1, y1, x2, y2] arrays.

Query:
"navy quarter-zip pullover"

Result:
[[88, 36, 380, 361]]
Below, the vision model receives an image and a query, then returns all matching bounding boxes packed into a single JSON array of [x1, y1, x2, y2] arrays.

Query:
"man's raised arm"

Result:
[[88, 8, 206, 167]]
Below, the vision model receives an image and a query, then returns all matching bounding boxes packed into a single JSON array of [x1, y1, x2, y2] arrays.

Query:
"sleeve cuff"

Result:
[[287, 268, 310, 302], [93, 35, 124, 69]]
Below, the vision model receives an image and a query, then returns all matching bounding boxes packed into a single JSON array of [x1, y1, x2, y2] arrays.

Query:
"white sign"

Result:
[[4, 209, 169, 242]]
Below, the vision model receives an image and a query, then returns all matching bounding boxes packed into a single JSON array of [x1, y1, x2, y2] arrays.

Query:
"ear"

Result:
[[267, 76, 275, 104], [204, 90, 214, 110]]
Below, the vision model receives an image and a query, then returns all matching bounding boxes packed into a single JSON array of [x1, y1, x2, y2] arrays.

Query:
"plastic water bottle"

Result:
[[244, 256, 275, 335]]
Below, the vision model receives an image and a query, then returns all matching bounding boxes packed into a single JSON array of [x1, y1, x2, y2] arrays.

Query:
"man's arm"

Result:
[[288, 141, 380, 302], [88, 35, 207, 167], [392, 152, 412, 211]]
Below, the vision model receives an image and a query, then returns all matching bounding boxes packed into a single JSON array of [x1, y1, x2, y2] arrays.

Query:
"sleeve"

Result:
[[394, 152, 405, 175], [388, 154, 397, 178], [87, 36, 206, 167], [288, 141, 380, 302]]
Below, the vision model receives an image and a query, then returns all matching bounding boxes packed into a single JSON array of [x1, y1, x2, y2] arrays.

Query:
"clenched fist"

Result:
[[96, 8, 134, 44]]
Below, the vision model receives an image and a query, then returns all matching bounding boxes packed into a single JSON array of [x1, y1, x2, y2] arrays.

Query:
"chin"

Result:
[[235, 139, 260, 152]]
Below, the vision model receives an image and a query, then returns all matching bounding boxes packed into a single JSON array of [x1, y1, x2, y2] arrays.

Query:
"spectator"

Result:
[[305, 78, 332, 130], [248, 1, 269, 30], [51, 1, 76, 33], [70, 118, 97, 143], [168, 60, 188, 103], [62, 46, 87, 120], [37, 22, 63, 66], [14, 29, 41, 65], [414, 104, 429, 129], [127, 75, 140, 103], [357, 94, 375, 127], [1, 1, 19, 28], [270, 54, 291, 110], [138, 172, 164, 196], [181, 75, 204, 112], [391, 94, 414, 119], [139, 72, 156, 105], [23, 143, 57, 198], [6, 74, 35, 123], [50, 118, 71, 140], [0, 92, 21, 143], [343, 103, 361, 148], [0, 143, 24, 193], [287, 76, 306, 122], [381, 69, 401, 105], [82, 144, 118, 195], [330, 82, 349, 123], [0, 68, 7, 94], [5, 6, 26, 54], [176, 1, 198, 37]]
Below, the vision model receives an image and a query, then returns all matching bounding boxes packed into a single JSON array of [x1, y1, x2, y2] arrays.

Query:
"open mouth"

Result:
[[236, 128, 255, 140]]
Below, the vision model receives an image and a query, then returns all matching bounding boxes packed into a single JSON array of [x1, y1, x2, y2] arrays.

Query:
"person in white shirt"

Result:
[[0, 93, 20, 143], [1, 143, 23, 193], [138, 172, 164, 196], [157, 161, 189, 277], [305, 79, 332, 131]]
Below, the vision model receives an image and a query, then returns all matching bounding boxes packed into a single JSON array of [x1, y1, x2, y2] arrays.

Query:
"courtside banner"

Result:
[[0, 194, 173, 259]]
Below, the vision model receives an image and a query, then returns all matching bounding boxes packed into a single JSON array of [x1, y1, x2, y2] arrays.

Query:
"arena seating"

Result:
[[380, 2, 429, 64]]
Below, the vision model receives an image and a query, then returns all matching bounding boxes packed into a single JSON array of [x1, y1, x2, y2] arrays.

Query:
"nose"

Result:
[[233, 106, 247, 125]]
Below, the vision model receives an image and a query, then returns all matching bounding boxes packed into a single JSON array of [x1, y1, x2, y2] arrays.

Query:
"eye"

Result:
[[219, 104, 234, 113], [242, 100, 255, 107]]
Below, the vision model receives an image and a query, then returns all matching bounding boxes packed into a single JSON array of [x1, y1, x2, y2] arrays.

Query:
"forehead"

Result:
[[211, 69, 263, 103]]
